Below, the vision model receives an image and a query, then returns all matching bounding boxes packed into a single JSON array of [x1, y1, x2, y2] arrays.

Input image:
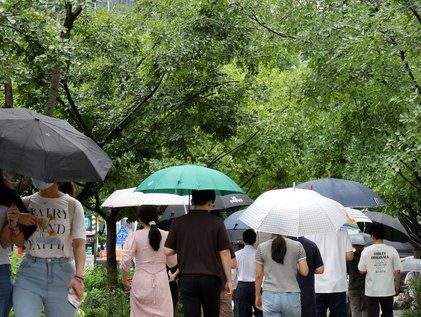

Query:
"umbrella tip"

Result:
[[293, 182, 296, 191]]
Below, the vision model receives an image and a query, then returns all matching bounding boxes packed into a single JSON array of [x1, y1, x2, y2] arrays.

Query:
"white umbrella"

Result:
[[239, 188, 348, 237], [401, 258, 421, 272], [346, 208, 372, 223], [101, 188, 188, 208]]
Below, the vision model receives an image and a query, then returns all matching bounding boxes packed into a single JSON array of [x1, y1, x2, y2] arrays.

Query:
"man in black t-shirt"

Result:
[[290, 236, 324, 317], [165, 190, 233, 317]]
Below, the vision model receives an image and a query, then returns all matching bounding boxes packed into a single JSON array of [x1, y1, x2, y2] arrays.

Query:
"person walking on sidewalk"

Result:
[[358, 224, 401, 317], [165, 190, 233, 317], [235, 229, 262, 317]]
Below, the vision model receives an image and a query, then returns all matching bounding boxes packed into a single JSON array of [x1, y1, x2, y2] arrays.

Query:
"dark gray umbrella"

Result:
[[0, 108, 112, 182], [224, 210, 250, 230], [360, 211, 410, 243], [159, 193, 253, 221], [214, 193, 253, 211], [297, 178, 385, 208]]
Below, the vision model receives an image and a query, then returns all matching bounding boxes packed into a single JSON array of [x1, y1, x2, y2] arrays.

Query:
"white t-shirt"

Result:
[[24, 193, 86, 259], [235, 245, 257, 282], [306, 229, 353, 293], [358, 243, 402, 297], [0, 205, 11, 265]]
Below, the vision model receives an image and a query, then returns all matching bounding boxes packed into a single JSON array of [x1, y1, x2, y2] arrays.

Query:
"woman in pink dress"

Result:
[[121, 206, 177, 317]]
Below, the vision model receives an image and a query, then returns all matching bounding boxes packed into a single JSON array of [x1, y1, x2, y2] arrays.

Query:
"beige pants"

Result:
[[220, 291, 234, 317]]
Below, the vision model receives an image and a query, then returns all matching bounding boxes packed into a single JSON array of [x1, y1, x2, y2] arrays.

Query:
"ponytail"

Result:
[[137, 205, 162, 251], [148, 222, 162, 251], [271, 235, 287, 264]]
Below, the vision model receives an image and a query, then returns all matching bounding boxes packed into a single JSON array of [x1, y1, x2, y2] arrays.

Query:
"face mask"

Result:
[[31, 178, 54, 190]]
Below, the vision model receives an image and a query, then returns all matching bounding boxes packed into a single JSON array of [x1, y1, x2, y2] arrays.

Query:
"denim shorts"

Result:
[[13, 255, 76, 317], [262, 291, 301, 317], [0, 264, 13, 317]]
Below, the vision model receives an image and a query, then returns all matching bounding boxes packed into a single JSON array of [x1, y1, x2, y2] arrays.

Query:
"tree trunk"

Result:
[[44, 3, 82, 116], [106, 209, 118, 289], [414, 244, 421, 259], [4, 81, 13, 108], [45, 67, 61, 116]]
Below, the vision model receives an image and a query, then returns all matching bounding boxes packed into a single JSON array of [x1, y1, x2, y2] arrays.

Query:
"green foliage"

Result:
[[80, 265, 130, 317], [10, 248, 22, 280], [1, 0, 420, 256]]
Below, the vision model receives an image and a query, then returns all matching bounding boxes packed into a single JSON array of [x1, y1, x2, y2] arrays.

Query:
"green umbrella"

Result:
[[135, 164, 245, 196]]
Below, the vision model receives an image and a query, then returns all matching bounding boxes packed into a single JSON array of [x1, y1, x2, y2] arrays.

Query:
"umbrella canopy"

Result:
[[0, 108, 112, 182], [213, 193, 253, 211], [342, 208, 372, 230], [297, 178, 385, 208], [135, 164, 244, 195], [160, 205, 189, 220], [360, 211, 410, 243], [346, 208, 372, 223], [101, 187, 187, 208], [239, 188, 348, 237], [159, 193, 253, 221], [401, 258, 421, 272], [224, 210, 250, 230]]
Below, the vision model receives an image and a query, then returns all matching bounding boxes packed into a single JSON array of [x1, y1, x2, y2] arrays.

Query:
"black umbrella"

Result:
[[0, 108, 112, 182], [297, 178, 385, 208], [359, 211, 410, 243], [159, 193, 253, 221]]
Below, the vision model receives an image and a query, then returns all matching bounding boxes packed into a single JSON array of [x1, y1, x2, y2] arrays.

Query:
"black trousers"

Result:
[[315, 292, 347, 317], [170, 281, 179, 316], [235, 282, 262, 317], [179, 275, 221, 317], [366, 296, 393, 317]]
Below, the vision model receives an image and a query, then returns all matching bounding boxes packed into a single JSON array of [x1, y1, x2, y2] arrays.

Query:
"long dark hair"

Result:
[[137, 205, 161, 251], [271, 235, 287, 264], [58, 182, 74, 197]]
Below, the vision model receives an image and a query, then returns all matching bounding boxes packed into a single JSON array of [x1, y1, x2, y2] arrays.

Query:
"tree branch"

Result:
[[115, 81, 239, 155], [250, 12, 297, 40], [411, 8, 421, 25], [241, 168, 260, 189], [389, 164, 421, 191], [123, 42, 158, 83], [208, 129, 260, 167], [45, 2, 82, 117], [399, 50, 421, 94], [60, 81, 95, 140], [100, 73, 166, 146]]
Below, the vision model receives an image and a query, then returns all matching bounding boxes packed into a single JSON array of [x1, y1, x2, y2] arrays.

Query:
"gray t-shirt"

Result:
[[256, 238, 306, 293]]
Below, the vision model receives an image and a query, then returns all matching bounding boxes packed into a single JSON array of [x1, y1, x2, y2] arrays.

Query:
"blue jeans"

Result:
[[13, 255, 76, 317], [262, 291, 301, 317], [0, 264, 13, 317]]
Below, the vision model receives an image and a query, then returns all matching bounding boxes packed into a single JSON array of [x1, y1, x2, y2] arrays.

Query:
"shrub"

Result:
[[402, 276, 421, 317], [80, 265, 130, 316]]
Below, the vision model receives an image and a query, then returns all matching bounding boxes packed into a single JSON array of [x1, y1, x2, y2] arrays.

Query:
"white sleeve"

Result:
[[392, 249, 402, 271], [71, 200, 86, 240], [344, 231, 353, 252]]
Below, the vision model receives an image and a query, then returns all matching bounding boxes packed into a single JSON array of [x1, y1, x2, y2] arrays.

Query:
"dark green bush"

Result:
[[80, 265, 131, 317]]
